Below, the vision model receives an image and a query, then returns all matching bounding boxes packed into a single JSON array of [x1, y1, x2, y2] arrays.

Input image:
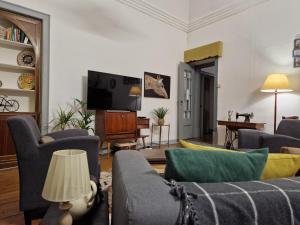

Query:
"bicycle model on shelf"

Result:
[[0, 95, 19, 112]]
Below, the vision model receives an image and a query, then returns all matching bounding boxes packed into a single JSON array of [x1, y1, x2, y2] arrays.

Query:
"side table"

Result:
[[217, 120, 265, 149], [150, 124, 170, 148], [41, 192, 109, 225]]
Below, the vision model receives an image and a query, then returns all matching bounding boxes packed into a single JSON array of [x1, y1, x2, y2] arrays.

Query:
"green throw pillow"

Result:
[[164, 148, 268, 183]]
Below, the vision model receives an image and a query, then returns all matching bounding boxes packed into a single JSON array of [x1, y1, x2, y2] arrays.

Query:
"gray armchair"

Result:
[[7, 115, 100, 225], [238, 119, 300, 153]]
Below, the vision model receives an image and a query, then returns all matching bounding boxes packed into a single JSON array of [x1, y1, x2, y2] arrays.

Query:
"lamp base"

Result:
[[59, 202, 73, 225]]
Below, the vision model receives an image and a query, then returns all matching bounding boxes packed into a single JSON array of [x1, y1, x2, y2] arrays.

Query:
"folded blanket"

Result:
[[168, 177, 300, 225]]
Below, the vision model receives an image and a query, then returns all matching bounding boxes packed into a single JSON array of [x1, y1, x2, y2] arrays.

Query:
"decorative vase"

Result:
[[158, 118, 165, 126], [69, 180, 97, 219]]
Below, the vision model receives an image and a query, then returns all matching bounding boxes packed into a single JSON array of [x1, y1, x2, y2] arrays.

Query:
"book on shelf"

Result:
[[2, 25, 31, 45]]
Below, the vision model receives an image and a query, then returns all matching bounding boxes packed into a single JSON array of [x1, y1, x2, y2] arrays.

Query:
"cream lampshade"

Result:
[[261, 74, 293, 133], [42, 149, 91, 225], [261, 74, 293, 93]]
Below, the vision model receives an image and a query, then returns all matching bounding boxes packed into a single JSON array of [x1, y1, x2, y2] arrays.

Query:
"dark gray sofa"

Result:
[[238, 119, 300, 153], [112, 151, 180, 225], [112, 151, 300, 225]]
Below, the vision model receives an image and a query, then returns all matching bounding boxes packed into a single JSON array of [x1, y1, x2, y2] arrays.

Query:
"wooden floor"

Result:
[[0, 144, 175, 225]]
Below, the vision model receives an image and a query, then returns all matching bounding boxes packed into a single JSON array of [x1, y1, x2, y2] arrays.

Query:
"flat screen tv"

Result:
[[87, 70, 142, 111]]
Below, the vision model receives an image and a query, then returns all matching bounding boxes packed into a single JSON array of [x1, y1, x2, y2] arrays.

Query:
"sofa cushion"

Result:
[[180, 140, 300, 180], [165, 148, 268, 183]]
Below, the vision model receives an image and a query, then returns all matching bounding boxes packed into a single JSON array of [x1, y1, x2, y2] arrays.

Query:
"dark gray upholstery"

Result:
[[7, 116, 100, 215], [112, 151, 180, 225], [239, 119, 300, 153]]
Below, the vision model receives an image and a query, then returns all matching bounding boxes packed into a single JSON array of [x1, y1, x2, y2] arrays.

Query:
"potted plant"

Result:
[[51, 106, 75, 130], [72, 98, 95, 133], [152, 107, 168, 125]]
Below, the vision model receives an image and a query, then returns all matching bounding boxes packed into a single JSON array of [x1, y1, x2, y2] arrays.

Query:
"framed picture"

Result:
[[144, 72, 170, 99], [295, 39, 300, 49], [293, 48, 300, 57], [294, 57, 300, 67]]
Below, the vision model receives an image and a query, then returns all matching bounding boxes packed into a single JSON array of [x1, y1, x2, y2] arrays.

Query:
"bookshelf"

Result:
[[0, 10, 41, 169], [0, 38, 33, 50]]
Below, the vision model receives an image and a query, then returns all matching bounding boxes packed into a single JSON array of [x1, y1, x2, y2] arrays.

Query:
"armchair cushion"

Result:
[[40, 136, 55, 144]]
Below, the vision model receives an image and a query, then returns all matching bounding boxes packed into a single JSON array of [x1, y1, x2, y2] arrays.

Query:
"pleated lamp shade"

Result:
[[42, 149, 91, 202]]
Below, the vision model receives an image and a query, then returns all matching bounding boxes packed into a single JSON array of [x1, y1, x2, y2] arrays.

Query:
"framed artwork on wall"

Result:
[[294, 57, 300, 67], [294, 38, 300, 49], [144, 72, 170, 99]]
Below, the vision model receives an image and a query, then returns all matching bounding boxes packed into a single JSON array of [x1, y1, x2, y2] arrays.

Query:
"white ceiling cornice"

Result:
[[116, 0, 270, 33], [116, 0, 189, 32], [188, 0, 270, 32]]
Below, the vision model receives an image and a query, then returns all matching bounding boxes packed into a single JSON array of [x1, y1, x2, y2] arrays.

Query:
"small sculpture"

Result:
[[236, 112, 254, 123], [227, 110, 233, 121]]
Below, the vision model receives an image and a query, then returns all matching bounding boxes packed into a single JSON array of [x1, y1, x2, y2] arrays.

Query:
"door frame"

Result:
[[181, 57, 219, 143]]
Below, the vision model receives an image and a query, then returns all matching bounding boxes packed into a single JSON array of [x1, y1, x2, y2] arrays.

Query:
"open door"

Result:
[[178, 62, 195, 139]]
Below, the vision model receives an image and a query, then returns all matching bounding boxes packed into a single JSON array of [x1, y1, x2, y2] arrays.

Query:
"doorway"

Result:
[[178, 58, 218, 144]]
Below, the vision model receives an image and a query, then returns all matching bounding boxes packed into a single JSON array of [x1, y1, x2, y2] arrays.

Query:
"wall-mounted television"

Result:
[[87, 70, 142, 111]]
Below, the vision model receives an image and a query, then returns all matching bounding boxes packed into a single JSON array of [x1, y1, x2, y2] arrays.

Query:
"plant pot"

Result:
[[158, 118, 165, 126]]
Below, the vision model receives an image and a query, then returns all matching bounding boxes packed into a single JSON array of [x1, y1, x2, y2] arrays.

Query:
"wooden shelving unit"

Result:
[[0, 62, 35, 72], [0, 87, 35, 93], [0, 10, 42, 169], [0, 38, 33, 49]]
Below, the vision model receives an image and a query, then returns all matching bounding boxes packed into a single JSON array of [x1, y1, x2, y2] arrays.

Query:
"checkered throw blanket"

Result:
[[168, 177, 300, 225]]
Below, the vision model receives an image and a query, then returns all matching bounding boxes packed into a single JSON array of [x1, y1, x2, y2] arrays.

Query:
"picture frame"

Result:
[[294, 57, 300, 67], [293, 48, 300, 57], [144, 72, 170, 99], [294, 38, 300, 49]]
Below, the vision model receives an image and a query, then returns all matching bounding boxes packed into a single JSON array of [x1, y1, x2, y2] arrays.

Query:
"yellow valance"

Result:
[[184, 41, 223, 63]]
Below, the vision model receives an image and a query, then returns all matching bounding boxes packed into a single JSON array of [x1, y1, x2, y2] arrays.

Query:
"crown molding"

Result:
[[116, 0, 270, 33], [116, 0, 189, 32], [188, 0, 270, 32]]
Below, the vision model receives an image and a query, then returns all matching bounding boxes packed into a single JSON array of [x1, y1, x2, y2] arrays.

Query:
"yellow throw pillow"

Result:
[[179, 139, 300, 180], [179, 139, 235, 152], [262, 154, 300, 180]]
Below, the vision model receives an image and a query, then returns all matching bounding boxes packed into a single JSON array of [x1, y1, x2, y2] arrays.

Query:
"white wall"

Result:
[[6, 0, 187, 142], [188, 0, 300, 144]]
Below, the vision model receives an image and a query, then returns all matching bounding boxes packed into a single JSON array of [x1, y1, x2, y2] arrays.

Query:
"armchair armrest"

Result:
[[261, 134, 300, 153], [238, 129, 270, 149], [281, 146, 300, 155], [39, 136, 100, 179], [46, 129, 89, 139]]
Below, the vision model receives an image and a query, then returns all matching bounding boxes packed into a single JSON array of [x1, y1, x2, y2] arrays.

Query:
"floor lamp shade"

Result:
[[42, 149, 91, 202], [261, 74, 293, 133], [261, 74, 292, 93]]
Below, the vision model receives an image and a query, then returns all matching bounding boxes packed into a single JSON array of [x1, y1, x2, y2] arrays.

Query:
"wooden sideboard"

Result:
[[95, 111, 137, 153]]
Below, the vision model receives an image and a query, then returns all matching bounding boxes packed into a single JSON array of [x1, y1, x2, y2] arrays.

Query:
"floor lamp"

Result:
[[129, 86, 141, 111], [261, 74, 293, 133]]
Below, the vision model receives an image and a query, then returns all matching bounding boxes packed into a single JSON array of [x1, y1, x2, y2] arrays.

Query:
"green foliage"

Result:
[[72, 98, 95, 133], [152, 107, 168, 119], [51, 106, 75, 130], [51, 98, 94, 133]]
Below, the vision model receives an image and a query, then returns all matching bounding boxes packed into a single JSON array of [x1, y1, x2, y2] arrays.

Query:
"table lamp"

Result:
[[261, 74, 293, 133], [129, 85, 141, 110], [42, 149, 91, 225]]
